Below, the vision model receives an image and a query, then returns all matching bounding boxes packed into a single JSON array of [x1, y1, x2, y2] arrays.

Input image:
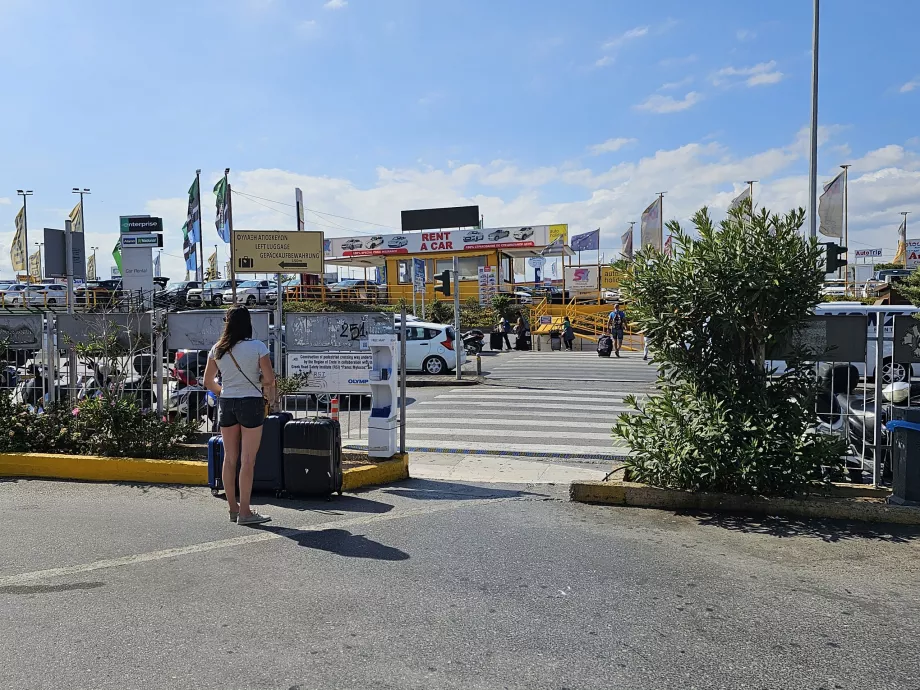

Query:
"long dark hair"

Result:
[[214, 306, 253, 359]]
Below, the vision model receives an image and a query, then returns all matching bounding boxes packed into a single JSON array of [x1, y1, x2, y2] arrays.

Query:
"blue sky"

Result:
[[1, 0, 918, 278]]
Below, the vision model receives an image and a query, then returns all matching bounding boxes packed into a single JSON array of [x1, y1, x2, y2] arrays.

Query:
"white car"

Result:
[[398, 320, 466, 375], [188, 280, 242, 307], [513, 227, 534, 241], [366, 236, 384, 249], [388, 236, 408, 249], [224, 280, 276, 306], [4, 284, 71, 306]]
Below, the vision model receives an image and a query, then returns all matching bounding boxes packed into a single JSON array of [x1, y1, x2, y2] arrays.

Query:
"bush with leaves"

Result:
[[899, 265, 920, 312], [615, 202, 845, 496]]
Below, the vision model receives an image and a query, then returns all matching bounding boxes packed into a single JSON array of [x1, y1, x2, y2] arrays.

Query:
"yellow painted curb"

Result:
[[0, 453, 208, 486], [570, 479, 920, 525], [342, 454, 410, 491]]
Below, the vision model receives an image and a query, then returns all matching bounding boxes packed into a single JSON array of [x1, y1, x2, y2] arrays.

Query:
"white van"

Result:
[[807, 303, 920, 383]]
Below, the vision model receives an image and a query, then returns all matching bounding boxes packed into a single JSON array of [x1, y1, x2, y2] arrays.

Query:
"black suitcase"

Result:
[[597, 335, 613, 358], [209, 412, 292, 497], [490, 332, 504, 350], [283, 418, 343, 498]]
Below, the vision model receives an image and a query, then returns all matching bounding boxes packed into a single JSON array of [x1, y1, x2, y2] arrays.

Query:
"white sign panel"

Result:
[[329, 225, 553, 257], [854, 248, 883, 259], [478, 266, 498, 305], [564, 266, 599, 292], [121, 246, 153, 302], [287, 352, 373, 394], [528, 256, 546, 269], [907, 239, 920, 270]]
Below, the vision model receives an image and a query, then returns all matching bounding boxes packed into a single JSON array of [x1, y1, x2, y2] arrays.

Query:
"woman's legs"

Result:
[[238, 424, 264, 518], [220, 423, 241, 514]]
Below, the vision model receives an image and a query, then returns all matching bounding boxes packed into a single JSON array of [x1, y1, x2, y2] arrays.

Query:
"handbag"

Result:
[[227, 349, 271, 417]]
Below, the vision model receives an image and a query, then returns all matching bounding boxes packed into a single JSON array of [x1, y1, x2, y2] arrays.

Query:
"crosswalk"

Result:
[[485, 350, 654, 386]]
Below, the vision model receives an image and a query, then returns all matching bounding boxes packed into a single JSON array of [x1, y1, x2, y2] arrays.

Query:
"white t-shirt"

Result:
[[208, 339, 270, 399]]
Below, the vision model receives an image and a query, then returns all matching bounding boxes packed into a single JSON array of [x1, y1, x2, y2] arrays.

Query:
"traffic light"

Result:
[[822, 242, 848, 274], [434, 269, 452, 297]]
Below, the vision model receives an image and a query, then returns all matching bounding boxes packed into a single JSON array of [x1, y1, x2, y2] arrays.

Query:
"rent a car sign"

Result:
[[330, 225, 560, 257]]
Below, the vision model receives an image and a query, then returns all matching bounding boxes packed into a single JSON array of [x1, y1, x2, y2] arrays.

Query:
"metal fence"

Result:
[[771, 307, 920, 486]]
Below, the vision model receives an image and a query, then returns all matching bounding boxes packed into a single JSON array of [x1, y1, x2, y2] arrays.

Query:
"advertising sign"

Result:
[[413, 257, 426, 294], [43, 228, 87, 280], [600, 266, 621, 290], [894, 317, 920, 363], [121, 246, 153, 299], [121, 234, 163, 248], [549, 224, 569, 245], [329, 225, 555, 257], [401, 205, 480, 232], [528, 256, 546, 269], [565, 266, 598, 292], [285, 312, 395, 353], [477, 266, 498, 305], [119, 216, 163, 234], [232, 230, 324, 274], [287, 352, 373, 394], [854, 248, 883, 259], [906, 239, 920, 270]]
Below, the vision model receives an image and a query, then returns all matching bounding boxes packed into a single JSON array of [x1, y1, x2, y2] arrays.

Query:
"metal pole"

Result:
[[808, 0, 820, 238], [841, 164, 850, 284], [226, 170, 237, 304], [64, 220, 74, 314], [453, 256, 461, 381], [196, 170, 205, 284], [399, 304, 407, 454], [872, 312, 885, 486], [18, 191, 31, 275], [155, 308, 164, 417], [901, 212, 910, 267], [658, 192, 666, 250]]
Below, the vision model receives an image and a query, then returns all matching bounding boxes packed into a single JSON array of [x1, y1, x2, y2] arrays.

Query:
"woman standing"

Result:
[[561, 316, 575, 351], [203, 306, 277, 526]]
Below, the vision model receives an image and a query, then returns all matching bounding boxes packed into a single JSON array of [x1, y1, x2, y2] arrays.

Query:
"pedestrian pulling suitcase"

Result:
[[208, 412, 293, 497], [597, 334, 613, 358], [283, 418, 343, 498]]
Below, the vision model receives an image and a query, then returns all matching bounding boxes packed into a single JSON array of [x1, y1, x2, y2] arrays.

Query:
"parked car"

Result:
[[187, 279, 242, 307], [388, 236, 408, 249], [488, 228, 510, 242], [327, 279, 380, 300], [75, 279, 122, 307], [266, 278, 301, 305], [154, 280, 200, 308], [341, 239, 363, 251], [463, 230, 484, 243], [366, 235, 385, 249], [513, 287, 534, 304], [397, 320, 466, 375], [513, 227, 534, 241], [0, 284, 29, 302], [227, 280, 276, 306], [4, 284, 72, 306]]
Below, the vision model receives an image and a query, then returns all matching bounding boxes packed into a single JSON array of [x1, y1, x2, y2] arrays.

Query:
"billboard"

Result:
[[565, 266, 599, 292], [328, 225, 557, 258], [401, 205, 480, 231], [906, 239, 920, 270]]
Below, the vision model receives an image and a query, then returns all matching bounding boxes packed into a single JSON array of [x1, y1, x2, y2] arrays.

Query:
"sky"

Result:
[[0, 0, 918, 280]]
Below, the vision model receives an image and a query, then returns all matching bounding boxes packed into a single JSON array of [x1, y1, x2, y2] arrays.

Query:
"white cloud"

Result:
[[900, 78, 919, 93], [0, 197, 10, 205], [659, 76, 693, 91], [594, 55, 614, 68], [296, 19, 318, 38], [602, 25, 648, 50], [736, 29, 756, 41], [634, 91, 702, 114], [588, 138, 637, 155], [324, 0, 347, 8], [712, 61, 784, 88]]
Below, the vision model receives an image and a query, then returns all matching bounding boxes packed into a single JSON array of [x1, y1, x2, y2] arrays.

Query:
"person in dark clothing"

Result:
[[498, 317, 513, 351], [514, 317, 528, 350], [562, 316, 575, 351], [607, 303, 628, 358]]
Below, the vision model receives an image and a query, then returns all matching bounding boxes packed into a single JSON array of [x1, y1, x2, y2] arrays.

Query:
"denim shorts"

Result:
[[219, 397, 266, 429], [611, 328, 625, 341]]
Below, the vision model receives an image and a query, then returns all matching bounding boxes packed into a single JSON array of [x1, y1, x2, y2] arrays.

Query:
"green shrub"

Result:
[[615, 201, 845, 496]]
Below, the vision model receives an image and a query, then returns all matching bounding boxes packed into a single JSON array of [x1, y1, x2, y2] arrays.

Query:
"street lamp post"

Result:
[[90, 246, 99, 281], [72, 188, 90, 233], [808, 0, 820, 238]]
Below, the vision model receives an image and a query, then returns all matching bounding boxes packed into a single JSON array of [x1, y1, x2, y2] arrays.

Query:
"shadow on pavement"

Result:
[[0, 582, 104, 595], [382, 478, 544, 501], [688, 512, 920, 544], [262, 527, 409, 561], [251, 494, 395, 516]]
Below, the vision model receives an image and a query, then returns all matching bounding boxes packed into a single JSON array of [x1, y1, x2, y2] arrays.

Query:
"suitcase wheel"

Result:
[[275, 490, 285, 499], [210, 488, 220, 497]]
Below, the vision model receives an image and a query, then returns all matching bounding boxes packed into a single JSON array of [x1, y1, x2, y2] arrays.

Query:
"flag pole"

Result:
[[808, 0, 820, 238], [196, 169, 204, 283], [840, 164, 850, 285], [657, 192, 666, 250], [902, 212, 911, 267], [226, 169, 236, 303]]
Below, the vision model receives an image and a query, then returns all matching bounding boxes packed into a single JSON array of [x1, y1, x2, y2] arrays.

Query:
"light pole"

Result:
[[808, 0, 820, 238], [16, 190, 33, 272], [90, 246, 99, 281], [71, 188, 90, 234]]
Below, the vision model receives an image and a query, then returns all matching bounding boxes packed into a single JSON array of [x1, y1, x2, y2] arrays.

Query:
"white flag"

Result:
[[640, 197, 662, 250], [818, 172, 844, 238], [621, 228, 633, 261], [728, 186, 751, 214]]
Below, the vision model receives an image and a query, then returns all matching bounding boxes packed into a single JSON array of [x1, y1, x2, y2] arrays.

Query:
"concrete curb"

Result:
[[570, 480, 920, 525], [0, 451, 410, 493], [343, 445, 630, 462], [407, 376, 482, 387]]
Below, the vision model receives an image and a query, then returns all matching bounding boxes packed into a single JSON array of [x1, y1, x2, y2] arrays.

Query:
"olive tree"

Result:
[[615, 201, 844, 495]]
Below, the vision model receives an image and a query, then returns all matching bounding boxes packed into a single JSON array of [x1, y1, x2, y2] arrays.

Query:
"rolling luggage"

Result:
[[597, 335, 613, 358], [490, 332, 504, 351], [283, 418, 343, 498], [550, 331, 562, 351], [207, 412, 293, 497]]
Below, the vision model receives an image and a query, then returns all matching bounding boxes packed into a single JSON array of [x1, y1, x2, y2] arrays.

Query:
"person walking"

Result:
[[607, 302, 628, 358], [498, 316, 513, 351], [514, 316, 529, 351], [561, 316, 575, 351], [203, 306, 277, 526]]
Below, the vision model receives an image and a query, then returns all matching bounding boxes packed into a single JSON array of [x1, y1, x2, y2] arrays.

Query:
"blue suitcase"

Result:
[[208, 412, 293, 497]]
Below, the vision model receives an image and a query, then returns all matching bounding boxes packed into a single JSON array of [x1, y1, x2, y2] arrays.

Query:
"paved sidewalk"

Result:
[[409, 451, 608, 483]]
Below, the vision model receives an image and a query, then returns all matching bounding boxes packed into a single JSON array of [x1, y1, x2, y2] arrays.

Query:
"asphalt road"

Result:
[[2, 478, 919, 689]]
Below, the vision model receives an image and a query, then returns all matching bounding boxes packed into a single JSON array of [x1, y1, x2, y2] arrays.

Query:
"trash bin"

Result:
[[887, 407, 920, 506]]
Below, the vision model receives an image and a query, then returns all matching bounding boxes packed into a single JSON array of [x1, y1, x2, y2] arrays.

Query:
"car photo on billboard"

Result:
[[513, 227, 534, 241], [488, 229, 510, 242], [463, 230, 484, 243], [366, 236, 384, 249], [341, 239, 363, 251], [388, 236, 408, 248]]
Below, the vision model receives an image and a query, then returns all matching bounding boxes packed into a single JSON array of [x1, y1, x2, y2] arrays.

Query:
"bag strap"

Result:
[[226, 347, 264, 398]]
